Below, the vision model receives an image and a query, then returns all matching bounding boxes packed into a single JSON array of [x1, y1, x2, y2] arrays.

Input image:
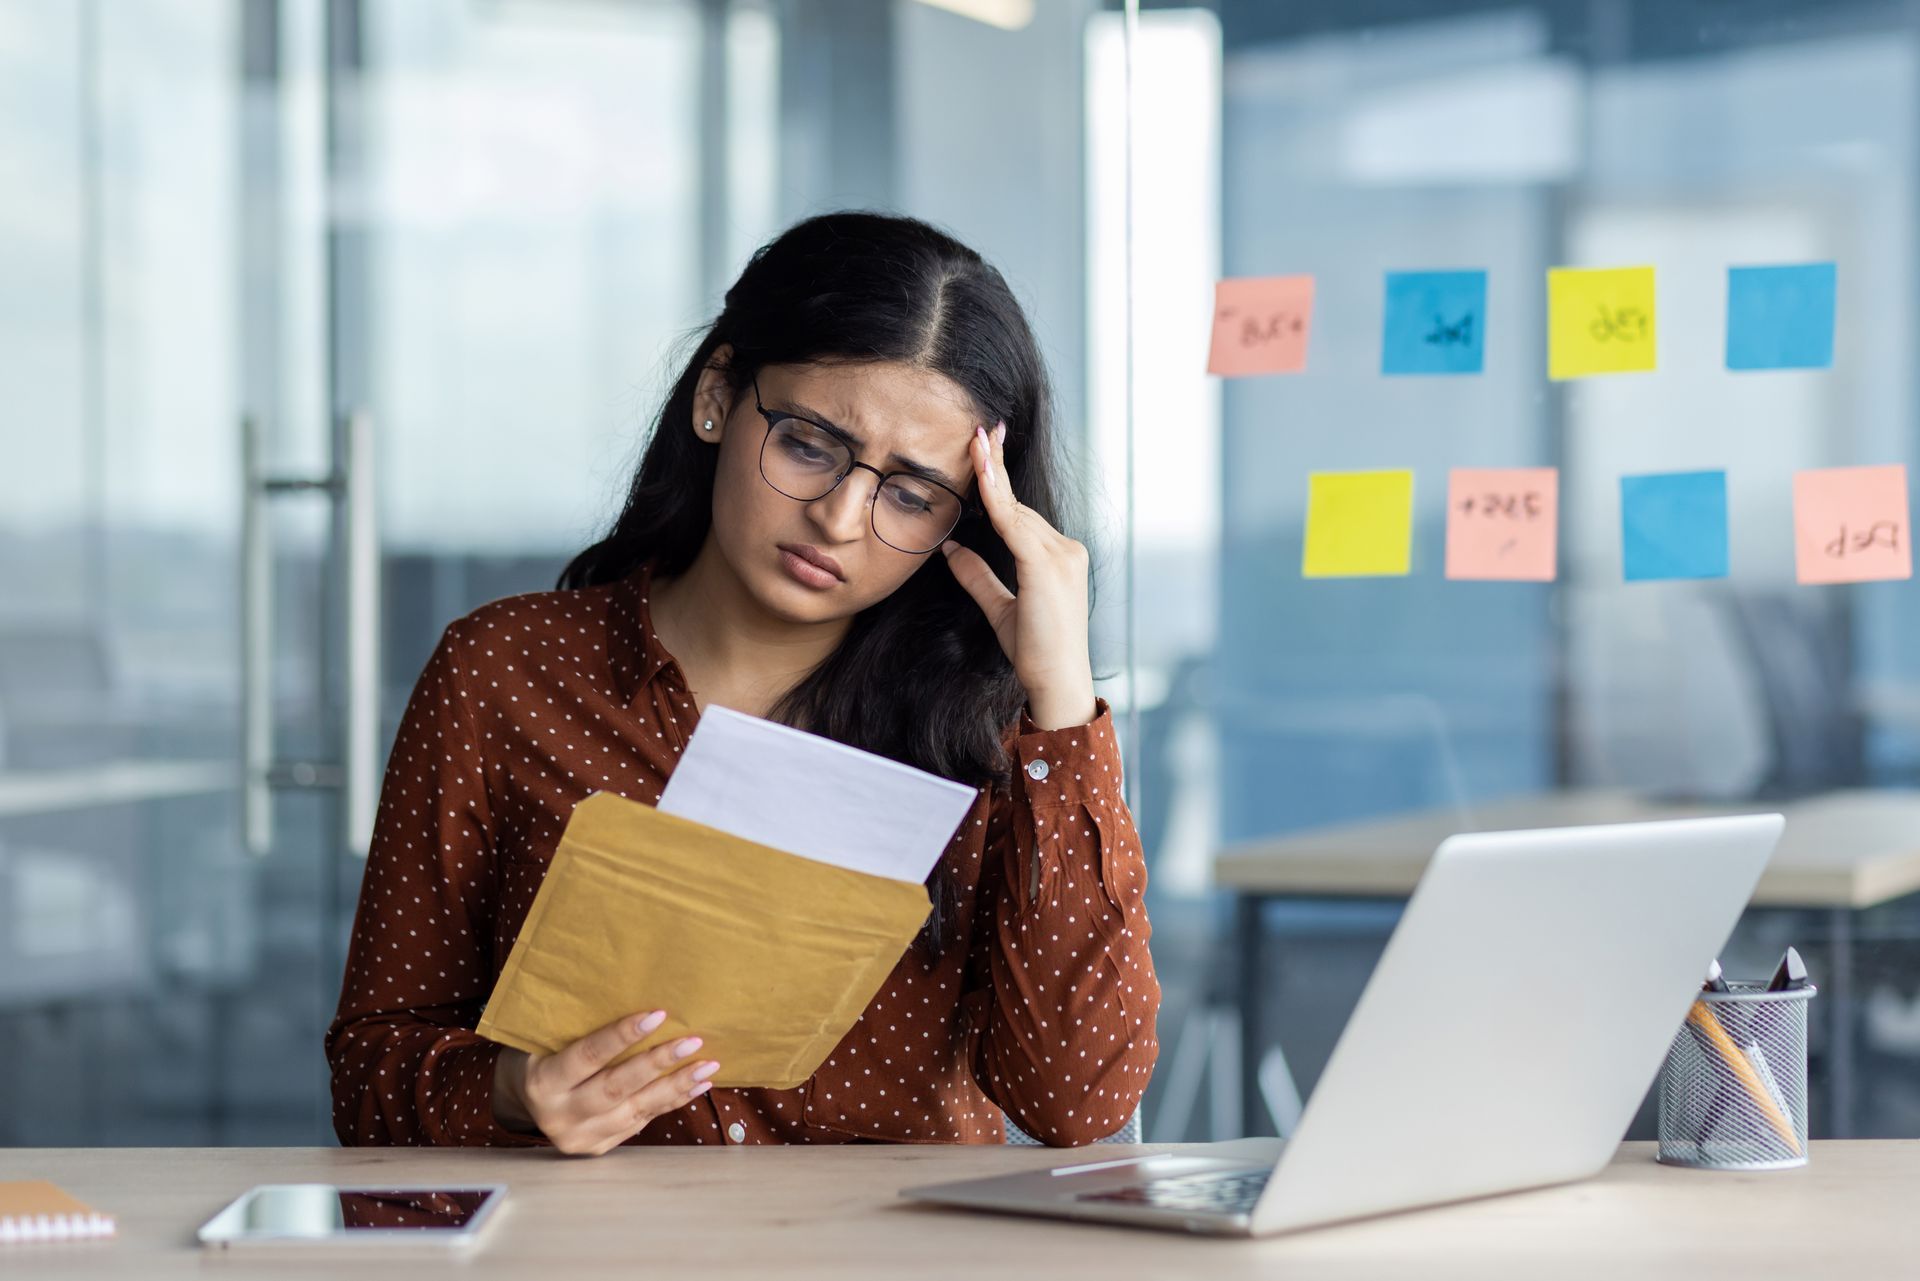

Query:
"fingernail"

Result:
[[634, 1010, 666, 1036], [673, 1036, 703, 1059], [692, 1060, 720, 1081], [688, 1081, 713, 1099], [940, 539, 957, 556], [994, 421, 1006, 447]]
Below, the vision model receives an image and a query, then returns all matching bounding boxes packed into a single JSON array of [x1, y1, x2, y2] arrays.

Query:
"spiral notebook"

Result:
[[0, 1181, 116, 1243]]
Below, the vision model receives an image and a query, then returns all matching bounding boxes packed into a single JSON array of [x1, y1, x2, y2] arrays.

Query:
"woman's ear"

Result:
[[691, 343, 737, 442]]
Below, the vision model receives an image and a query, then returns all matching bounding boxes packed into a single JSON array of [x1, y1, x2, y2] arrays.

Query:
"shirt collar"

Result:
[[606, 558, 681, 709]]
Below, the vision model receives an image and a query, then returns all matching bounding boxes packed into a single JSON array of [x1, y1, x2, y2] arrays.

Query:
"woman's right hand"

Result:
[[490, 1009, 720, 1155]]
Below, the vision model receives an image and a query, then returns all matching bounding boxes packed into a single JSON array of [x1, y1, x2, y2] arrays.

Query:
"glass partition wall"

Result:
[[0, 0, 1100, 1145]]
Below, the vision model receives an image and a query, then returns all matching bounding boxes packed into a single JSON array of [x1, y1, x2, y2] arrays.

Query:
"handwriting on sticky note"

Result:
[[1382, 270, 1487, 376], [1458, 491, 1543, 518], [1302, 470, 1414, 579], [1620, 470, 1728, 582], [1826, 523, 1903, 557], [1728, 263, 1837, 371], [1587, 304, 1650, 344], [1549, 266, 1657, 380], [1208, 276, 1314, 377], [1793, 465, 1911, 584], [1445, 468, 1558, 581]]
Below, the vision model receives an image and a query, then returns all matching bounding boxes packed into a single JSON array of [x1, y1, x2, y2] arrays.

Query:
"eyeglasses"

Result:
[[751, 378, 977, 555]]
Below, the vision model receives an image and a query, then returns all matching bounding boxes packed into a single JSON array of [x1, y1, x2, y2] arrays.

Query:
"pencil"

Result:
[[1686, 999, 1802, 1156]]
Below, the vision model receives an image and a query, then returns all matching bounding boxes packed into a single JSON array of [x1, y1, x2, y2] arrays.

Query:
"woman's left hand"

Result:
[[941, 422, 1098, 732]]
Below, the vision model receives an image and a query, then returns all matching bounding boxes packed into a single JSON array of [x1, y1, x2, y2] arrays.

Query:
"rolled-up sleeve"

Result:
[[324, 619, 544, 1147], [965, 697, 1161, 1145]]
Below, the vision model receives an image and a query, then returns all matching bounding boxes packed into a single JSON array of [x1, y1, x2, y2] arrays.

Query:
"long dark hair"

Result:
[[558, 211, 1088, 956]]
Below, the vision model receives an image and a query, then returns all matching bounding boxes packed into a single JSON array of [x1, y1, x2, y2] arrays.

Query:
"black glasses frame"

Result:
[[750, 378, 981, 554]]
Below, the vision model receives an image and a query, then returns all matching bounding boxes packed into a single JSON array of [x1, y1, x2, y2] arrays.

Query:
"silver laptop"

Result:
[[904, 813, 1784, 1237]]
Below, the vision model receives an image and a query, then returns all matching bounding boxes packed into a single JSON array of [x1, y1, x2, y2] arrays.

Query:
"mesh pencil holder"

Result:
[[1656, 982, 1815, 1171]]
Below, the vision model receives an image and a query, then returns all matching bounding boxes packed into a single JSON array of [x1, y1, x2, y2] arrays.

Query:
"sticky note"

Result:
[[1620, 470, 1728, 582], [1303, 471, 1414, 578], [1445, 468, 1559, 581], [1207, 276, 1314, 377], [1727, 263, 1836, 371], [1382, 270, 1487, 375], [1548, 266, 1657, 380], [1793, 464, 1910, 584]]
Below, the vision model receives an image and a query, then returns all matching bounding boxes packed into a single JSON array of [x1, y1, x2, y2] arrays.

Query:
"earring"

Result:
[[702, 420, 714, 432]]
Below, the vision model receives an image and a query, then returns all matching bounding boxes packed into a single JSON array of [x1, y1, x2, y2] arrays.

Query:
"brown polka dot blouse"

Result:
[[325, 558, 1160, 1149]]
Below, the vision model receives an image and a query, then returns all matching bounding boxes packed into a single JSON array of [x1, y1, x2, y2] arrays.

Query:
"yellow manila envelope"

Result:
[[477, 790, 932, 1090]]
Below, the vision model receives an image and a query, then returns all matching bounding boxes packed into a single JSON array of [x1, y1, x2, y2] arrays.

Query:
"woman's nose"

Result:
[[807, 471, 876, 542]]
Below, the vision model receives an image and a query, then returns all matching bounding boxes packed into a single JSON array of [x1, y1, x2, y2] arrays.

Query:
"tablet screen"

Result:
[[339, 1189, 494, 1229]]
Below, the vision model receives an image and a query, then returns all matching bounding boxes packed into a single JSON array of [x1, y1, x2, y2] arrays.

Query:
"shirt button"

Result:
[[1025, 759, 1050, 782], [727, 1121, 746, 1143]]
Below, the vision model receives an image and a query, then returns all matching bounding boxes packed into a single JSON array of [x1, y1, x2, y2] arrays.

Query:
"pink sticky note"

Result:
[[1445, 468, 1560, 581], [1793, 464, 1912, 584], [1207, 276, 1314, 377]]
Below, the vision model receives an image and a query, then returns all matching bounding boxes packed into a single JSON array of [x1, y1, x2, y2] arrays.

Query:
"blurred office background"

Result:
[[5, 0, 1920, 1145]]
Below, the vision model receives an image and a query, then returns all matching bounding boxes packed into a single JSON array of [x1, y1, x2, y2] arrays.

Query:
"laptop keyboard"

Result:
[[1077, 1169, 1271, 1215]]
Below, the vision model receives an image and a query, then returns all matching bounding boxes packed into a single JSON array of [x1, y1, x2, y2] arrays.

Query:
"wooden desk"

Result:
[[5, 1142, 1916, 1279], [1213, 789, 1920, 1139]]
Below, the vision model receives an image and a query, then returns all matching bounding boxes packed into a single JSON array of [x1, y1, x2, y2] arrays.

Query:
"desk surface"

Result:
[[4, 1142, 1916, 1280], [1214, 788, 1920, 908]]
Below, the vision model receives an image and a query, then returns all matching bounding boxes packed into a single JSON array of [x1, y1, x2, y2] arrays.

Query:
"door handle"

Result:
[[339, 408, 380, 858], [240, 415, 273, 859], [238, 410, 380, 858]]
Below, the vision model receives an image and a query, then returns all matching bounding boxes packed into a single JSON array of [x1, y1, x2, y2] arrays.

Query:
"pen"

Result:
[[1765, 946, 1808, 992], [1702, 959, 1731, 993], [1688, 958, 1735, 1151]]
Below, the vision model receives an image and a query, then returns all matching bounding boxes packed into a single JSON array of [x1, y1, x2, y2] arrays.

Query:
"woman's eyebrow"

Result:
[[782, 399, 967, 491]]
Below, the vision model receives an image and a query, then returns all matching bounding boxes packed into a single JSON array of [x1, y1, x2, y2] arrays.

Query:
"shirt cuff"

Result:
[[453, 1039, 550, 1148], [1012, 696, 1124, 809]]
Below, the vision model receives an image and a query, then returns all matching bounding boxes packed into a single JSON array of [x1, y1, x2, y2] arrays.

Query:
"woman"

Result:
[[325, 212, 1159, 1155]]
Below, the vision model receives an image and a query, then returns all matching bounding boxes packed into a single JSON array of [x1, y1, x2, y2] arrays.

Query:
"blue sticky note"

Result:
[[1620, 471, 1729, 582], [1382, 270, 1487, 375], [1726, 263, 1835, 371]]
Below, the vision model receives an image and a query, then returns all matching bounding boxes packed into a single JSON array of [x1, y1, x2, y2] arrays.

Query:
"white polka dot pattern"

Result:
[[323, 559, 1161, 1150]]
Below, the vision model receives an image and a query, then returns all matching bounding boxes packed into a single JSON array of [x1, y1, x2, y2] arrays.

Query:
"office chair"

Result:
[[1714, 588, 1864, 797]]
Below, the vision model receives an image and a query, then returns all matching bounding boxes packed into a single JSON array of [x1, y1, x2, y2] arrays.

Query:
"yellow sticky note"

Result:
[[1548, 266, 1657, 379], [1303, 471, 1414, 578]]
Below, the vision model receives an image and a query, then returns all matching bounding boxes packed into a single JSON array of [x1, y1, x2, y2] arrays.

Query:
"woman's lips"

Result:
[[778, 545, 841, 589]]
